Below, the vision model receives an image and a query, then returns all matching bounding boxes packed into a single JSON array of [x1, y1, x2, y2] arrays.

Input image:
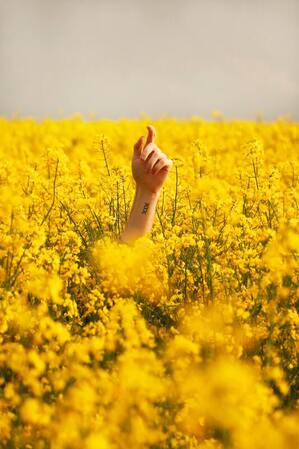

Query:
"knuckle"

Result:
[[165, 160, 172, 169], [141, 150, 150, 160], [146, 146, 152, 154], [147, 145, 156, 156]]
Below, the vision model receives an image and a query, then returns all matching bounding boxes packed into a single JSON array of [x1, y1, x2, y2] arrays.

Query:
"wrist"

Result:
[[135, 185, 161, 199]]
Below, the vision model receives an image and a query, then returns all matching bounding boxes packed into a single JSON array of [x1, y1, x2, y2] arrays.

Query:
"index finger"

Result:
[[145, 125, 156, 146]]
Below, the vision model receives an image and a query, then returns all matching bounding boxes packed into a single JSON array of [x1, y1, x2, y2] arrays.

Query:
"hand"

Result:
[[132, 125, 173, 194]]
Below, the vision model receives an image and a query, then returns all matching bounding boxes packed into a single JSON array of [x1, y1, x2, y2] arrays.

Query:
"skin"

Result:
[[119, 125, 173, 244]]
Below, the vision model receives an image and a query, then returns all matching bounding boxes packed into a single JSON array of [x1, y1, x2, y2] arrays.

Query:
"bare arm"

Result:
[[119, 125, 172, 245], [119, 187, 160, 244]]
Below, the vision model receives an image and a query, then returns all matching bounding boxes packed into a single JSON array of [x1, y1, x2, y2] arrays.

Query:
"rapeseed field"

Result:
[[0, 116, 298, 448]]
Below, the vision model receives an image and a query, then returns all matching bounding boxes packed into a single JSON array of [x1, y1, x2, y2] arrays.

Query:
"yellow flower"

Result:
[[0, 117, 299, 448], [20, 398, 52, 426], [85, 433, 109, 449]]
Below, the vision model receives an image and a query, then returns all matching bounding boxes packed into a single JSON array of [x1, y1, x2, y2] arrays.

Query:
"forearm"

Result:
[[119, 186, 160, 244]]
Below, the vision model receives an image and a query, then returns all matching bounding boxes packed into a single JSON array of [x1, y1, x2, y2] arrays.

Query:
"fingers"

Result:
[[152, 157, 173, 175], [140, 142, 156, 161], [145, 125, 156, 147], [133, 135, 145, 157], [136, 124, 172, 175], [144, 150, 173, 174], [134, 124, 155, 158], [145, 151, 161, 173]]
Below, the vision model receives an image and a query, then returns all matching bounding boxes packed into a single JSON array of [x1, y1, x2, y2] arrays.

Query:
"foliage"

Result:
[[0, 116, 298, 448]]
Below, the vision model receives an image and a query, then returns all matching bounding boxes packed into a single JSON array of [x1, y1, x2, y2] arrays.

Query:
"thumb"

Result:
[[145, 125, 156, 147], [133, 135, 145, 158]]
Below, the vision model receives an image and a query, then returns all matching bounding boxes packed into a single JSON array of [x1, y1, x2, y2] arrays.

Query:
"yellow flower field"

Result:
[[0, 116, 298, 449]]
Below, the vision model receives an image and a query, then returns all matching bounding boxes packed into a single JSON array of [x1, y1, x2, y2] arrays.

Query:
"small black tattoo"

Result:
[[142, 202, 150, 214]]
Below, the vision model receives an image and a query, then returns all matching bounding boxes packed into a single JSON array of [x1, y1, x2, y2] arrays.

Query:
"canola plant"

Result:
[[0, 116, 298, 448]]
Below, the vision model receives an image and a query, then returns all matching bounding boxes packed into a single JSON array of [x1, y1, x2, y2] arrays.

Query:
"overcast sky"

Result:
[[0, 0, 298, 120]]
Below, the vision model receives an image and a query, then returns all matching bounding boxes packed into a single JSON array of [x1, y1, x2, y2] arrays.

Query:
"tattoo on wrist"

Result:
[[142, 202, 150, 214]]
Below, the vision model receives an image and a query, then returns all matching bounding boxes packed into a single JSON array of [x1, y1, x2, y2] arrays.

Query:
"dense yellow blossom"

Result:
[[0, 116, 298, 448]]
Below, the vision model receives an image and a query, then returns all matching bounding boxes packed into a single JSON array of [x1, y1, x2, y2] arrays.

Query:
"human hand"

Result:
[[132, 125, 173, 194]]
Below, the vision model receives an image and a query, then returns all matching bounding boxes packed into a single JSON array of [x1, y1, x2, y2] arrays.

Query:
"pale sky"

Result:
[[0, 0, 298, 120]]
